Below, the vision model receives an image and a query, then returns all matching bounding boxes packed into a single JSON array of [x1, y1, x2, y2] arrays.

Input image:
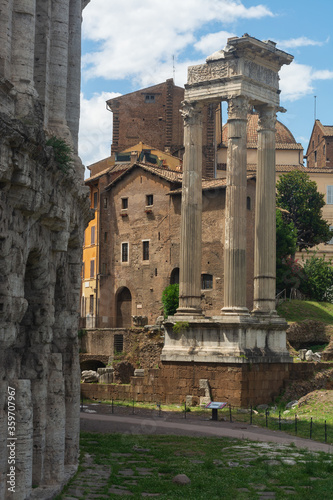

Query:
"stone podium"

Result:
[[161, 35, 294, 404]]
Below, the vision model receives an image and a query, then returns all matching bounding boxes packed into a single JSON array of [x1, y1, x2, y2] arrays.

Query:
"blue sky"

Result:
[[79, 0, 333, 170]]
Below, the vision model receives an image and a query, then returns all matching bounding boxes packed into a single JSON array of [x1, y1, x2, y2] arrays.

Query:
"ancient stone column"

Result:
[[176, 101, 203, 316], [11, 379, 33, 500], [222, 95, 249, 315], [11, 0, 36, 116], [48, 0, 70, 138], [44, 353, 65, 483], [66, 0, 82, 152], [253, 105, 277, 313], [0, 0, 12, 79], [34, 0, 51, 128]]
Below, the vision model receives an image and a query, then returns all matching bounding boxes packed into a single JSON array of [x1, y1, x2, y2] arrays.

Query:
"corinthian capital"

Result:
[[227, 95, 249, 120], [180, 100, 203, 127], [256, 104, 277, 132]]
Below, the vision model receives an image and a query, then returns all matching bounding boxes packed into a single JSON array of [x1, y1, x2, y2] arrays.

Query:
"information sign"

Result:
[[205, 402, 227, 410]]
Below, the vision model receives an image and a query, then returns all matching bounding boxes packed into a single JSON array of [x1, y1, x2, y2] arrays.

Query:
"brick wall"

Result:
[[81, 360, 332, 407], [98, 168, 256, 327]]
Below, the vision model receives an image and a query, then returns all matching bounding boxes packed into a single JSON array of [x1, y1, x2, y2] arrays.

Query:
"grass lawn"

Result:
[[277, 300, 333, 324], [57, 432, 333, 499]]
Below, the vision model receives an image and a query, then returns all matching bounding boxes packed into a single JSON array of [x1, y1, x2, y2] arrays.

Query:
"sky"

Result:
[[79, 0, 333, 173]]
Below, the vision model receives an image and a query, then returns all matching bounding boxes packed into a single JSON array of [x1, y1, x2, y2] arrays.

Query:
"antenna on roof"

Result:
[[172, 55, 175, 82], [314, 95, 317, 121]]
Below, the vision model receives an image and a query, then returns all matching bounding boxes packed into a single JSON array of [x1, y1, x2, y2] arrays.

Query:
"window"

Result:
[[247, 196, 251, 210], [146, 194, 153, 206], [91, 226, 95, 245], [103, 197, 108, 208], [145, 94, 155, 103], [143, 240, 149, 261], [122, 197, 128, 209], [329, 227, 333, 245], [93, 192, 98, 209], [201, 273, 213, 290], [121, 242, 129, 262], [327, 186, 333, 204], [323, 144, 326, 157], [104, 231, 108, 242], [314, 150, 317, 163], [89, 295, 94, 315], [90, 259, 95, 278], [114, 334, 124, 353]]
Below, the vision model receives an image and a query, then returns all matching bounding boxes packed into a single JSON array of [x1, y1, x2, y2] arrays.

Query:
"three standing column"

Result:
[[222, 95, 249, 315], [253, 105, 277, 314], [176, 101, 203, 316]]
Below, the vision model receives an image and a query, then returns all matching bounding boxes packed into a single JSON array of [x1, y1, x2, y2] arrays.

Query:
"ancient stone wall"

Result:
[[0, 1, 90, 498], [80, 361, 333, 407]]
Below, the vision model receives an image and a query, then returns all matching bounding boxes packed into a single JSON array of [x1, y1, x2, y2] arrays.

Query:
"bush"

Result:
[[162, 284, 179, 317], [300, 255, 333, 302]]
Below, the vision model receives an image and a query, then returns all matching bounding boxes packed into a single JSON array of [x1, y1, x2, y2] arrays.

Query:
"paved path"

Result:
[[81, 412, 333, 454]]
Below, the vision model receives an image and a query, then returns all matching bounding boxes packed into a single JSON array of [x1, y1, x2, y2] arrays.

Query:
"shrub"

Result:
[[162, 284, 179, 317], [300, 255, 333, 302], [46, 136, 73, 173]]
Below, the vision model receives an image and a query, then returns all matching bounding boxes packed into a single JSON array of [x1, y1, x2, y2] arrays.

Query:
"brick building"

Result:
[[106, 79, 219, 178], [306, 119, 333, 169], [90, 159, 256, 328]]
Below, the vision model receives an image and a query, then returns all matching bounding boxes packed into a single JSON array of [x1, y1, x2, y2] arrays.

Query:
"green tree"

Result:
[[276, 171, 331, 251], [300, 254, 333, 302], [276, 209, 298, 292], [161, 284, 179, 317]]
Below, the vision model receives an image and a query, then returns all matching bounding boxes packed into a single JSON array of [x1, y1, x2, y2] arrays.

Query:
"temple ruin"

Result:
[[0, 1, 91, 498], [162, 35, 294, 363]]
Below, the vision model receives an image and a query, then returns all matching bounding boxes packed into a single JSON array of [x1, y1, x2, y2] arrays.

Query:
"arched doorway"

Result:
[[170, 267, 179, 284], [116, 287, 132, 327]]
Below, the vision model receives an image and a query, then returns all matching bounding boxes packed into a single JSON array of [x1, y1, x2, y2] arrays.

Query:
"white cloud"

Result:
[[82, 0, 273, 86], [276, 36, 329, 50], [78, 91, 121, 172], [194, 31, 236, 55], [279, 61, 333, 102]]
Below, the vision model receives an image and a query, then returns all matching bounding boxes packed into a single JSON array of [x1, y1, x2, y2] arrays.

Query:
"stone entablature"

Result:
[[186, 36, 292, 106]]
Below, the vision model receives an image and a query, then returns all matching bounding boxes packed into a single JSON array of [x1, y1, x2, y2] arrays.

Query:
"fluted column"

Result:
[[176, 101, 203, 316], [253, 105, 277, 313], [222, 95, 249, 315]]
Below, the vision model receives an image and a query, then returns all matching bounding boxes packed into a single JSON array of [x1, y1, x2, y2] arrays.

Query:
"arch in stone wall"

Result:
[[115, 287, 132, 328]]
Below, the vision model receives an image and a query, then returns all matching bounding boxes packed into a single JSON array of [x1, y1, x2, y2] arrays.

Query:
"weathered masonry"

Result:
[[162, 35, 294, 399], [0, 1, 91, 499]]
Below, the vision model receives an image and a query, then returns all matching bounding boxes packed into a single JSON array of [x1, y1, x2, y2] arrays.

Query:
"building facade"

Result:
[[91, 162, 256, 327]]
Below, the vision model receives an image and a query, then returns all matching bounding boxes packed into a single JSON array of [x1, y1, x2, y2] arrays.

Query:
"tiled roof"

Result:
[[247, 164, 333, 174], [321, 125, 333, 136], [85, 163, 131, 183], [169, 175, 255, 194], [221, 113, 301, 146], [104, 161, 182, 190]]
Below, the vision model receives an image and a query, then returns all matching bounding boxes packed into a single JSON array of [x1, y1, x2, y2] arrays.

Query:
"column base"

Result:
[[175, 306, 203, 316], [221, 306, 250, 316], [162, 315, 291, 363]]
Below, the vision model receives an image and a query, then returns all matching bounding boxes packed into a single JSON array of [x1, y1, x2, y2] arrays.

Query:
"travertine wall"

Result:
[[0, 0, 90, 498]]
